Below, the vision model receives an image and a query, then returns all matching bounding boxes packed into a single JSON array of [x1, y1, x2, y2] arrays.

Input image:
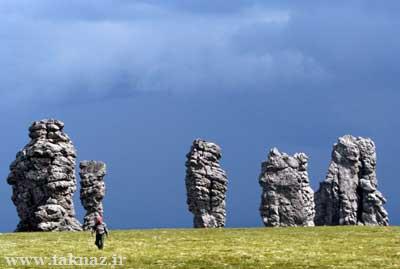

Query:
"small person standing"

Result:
[[92, 215, 108, 250]]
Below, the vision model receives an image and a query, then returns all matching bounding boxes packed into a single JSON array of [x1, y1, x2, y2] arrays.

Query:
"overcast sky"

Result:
[[0, 1, 399, 231]]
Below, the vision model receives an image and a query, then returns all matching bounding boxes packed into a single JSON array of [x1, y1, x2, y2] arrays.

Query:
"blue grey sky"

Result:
[[0, 1, 399, 231]]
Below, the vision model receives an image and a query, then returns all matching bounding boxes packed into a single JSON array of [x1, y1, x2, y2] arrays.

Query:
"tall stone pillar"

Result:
[[7, 119, 82, 231], [185, 139, 228, 228], [79, 160, 106, 230], [259, 148, 315, 227], [315, 135, 389, 226]]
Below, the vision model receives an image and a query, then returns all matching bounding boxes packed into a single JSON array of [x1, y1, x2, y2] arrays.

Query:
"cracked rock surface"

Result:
[[315, 135, 389, 226], [259, 148, 315, 227], [80, 160, 106, 230], [185, 139, 228, 228], [7, 119, 82, 231]]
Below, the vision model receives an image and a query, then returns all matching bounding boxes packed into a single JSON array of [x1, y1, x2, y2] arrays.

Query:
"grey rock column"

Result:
[[79, 161, 106, 230], [315, 135, 389, 226], [259, 148, 315, 227], [7, 119, 82, 231], [185, 139, 228, 228]]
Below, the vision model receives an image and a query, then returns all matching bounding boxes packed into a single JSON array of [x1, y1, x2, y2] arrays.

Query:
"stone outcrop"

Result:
[[80, 160, 106, 230], [259, 148, 315, 227], [7, 119, 82, 231], [315, 135, 389, 226], [185, 139, 228, 228]]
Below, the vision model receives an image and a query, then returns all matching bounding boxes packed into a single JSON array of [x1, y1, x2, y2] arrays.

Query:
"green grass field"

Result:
[[0, 226, 399, 269]]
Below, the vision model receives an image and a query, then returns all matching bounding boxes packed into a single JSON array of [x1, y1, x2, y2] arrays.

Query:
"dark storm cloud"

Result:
[[1, 1, 399, 107], [0, 1, 306, 105]]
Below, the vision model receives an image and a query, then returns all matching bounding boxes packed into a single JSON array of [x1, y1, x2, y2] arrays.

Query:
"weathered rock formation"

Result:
[[7, 119, 82, 231], [315, 135, 389, 226], [185, 139, 228, 228], [259, 148, 315, 227], [80, 160, 106, 230]]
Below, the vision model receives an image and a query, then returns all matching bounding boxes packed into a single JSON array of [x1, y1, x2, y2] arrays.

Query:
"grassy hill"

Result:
[[0, 226, 399, 269]]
